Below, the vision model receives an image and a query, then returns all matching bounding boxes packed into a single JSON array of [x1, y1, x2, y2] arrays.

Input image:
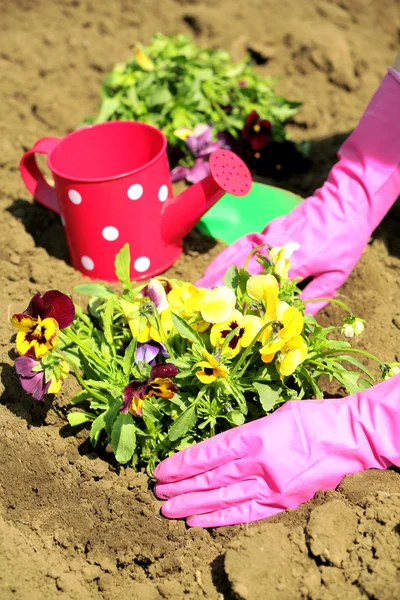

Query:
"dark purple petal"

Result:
[[41, 290, 75, 328], [171, 165, 190, 182], [186, 159, 210, 184], [121, 380, 147, 413], [136, 342, 161, 364], [26, 290, 75, 328], [150, 363, 179, 380], [25, 292, 45, 318], [15, 356, 40, 378]]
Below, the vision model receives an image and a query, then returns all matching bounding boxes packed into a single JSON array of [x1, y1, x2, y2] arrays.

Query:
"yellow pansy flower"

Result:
[[277, 335, 308, 379], [195, 350, 229, 384], [260, 305, 305, 364], [210, 309, 262, 357], [167, 283, 210, 332], [119, 299, 161, 343], [269, 242, 300, 279], [11, 314, 59, 360], [246, 274, 279, 321], [199, 286, 236, 324]]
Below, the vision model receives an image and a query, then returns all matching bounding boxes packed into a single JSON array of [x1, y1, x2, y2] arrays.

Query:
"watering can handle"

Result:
[[19, 137, 61, 215]]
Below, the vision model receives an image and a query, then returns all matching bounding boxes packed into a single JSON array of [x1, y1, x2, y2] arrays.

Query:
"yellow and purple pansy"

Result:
[[120, 363, 179, 417], [11, 291, 75, 360]]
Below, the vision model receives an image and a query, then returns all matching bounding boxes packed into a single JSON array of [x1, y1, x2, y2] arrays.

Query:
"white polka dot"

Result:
[[134, 256, 150, 273], [81, 256, 94, 271], [68, 189, 82, 205], [127, 184, 143, 200], [158, 184, 169, 202], [102, 226, 119, 241], [60, 215, 65, 226]]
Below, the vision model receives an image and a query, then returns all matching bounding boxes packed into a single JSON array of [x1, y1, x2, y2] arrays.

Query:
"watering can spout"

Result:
[[161, 149, 252, 244]]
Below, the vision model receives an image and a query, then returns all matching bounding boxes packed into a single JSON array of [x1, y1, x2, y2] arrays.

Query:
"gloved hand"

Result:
[[154, 375, 400, 528], [197, 69, 400, 315]]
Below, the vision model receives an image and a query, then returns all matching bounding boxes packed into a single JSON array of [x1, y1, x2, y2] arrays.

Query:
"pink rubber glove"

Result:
[[197, 69, 400, 315], [154, 375, 400, 527]]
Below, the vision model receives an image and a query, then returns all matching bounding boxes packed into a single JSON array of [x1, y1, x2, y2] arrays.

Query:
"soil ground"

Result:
[[0, 1, 399, 598]]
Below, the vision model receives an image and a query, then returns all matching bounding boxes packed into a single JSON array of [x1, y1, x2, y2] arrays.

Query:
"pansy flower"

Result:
[[136, 341, 169, 364], [171, 124, 222, 183], [195, 350, 229, 384], [11, 291, 75, 360], [210, 309, 262, 357], [14, 356, 69, 401], [242, 110, 272, 153], [120, 363, 179, 417]]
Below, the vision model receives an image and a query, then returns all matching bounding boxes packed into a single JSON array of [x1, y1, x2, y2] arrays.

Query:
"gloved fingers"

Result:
[[299, 271, 341, 316], [154, 428, 245, 484], [160, 478, 271, 520], [154, 456, 251, 499], [186, 500, 282, 528]]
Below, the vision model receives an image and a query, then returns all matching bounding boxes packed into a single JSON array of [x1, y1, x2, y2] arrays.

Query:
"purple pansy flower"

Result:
[[136, 341, 169, 364], [171, 124, 223, 184], [15, 356, 50, 401]]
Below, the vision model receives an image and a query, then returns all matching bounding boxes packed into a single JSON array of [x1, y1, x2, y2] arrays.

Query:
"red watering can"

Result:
[[20, 121, 251, 282]]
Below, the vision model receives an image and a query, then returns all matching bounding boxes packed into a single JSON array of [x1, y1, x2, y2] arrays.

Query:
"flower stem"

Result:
[[243, 244, 268, 271], [153, 311, 175, 359], [303, 297, 353, 313], [230, 321, 275, 377]]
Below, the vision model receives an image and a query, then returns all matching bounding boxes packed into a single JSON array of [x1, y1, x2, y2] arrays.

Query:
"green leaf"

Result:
[[115, 243, 132, 292], [253, 382, 281, 412], [70, 390, 92, 405], [96, 97, 120, 122], [104, 402, 121, 437], [171, 312, 205, 347], [142, 399, 163, 422], [169, 405, 197, 441], [74, 283, 114, 298], [123, 338, 137, 376], [224, 410, 245, 426], [90, 412, 106, 446], [223, 265, 239, 290], [103, 296, 114, 347], [67, 411, 95, 427], [148, 87, 172, 107], [329, 355, 374, 380], [111, 413, 136, 464]]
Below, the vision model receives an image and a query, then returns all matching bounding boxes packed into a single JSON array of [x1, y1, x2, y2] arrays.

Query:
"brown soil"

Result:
[[1, 1, 399, 598]]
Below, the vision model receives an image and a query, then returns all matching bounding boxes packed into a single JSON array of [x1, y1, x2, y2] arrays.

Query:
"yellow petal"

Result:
[[280, 307, 304, 339], [279, 347, 307, 377], [246, 274, 279, 320], [10, 314, 38, 331], [201, 350, 219, 369], [167, 288, 184, 309], [134, 46, 155, 71], [192, 319, 210, 333], [174, 127, 193, 141], [260, 337, 285, 358], [48, 379, 62, 394], [195, 362, 217, 384], [261, 352, 275, 364], [240, 315, 262, 347], [200, 287, 236, 324]]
